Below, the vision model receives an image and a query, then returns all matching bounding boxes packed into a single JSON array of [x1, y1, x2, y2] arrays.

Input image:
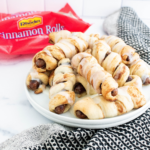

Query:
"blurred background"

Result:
[[1, 0, 150, 26]]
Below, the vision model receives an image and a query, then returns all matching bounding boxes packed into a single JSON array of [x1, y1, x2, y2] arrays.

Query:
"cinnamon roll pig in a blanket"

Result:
[[71, 52, 118, 101], [32, 32, 88, 73], [49, 30, 99, 49], [26, 70, 50, 94], [49, 58, 76, 114], [73, 86, 146, 119], [49, 30, 142, 89], [101, 35, 150, 85], [90, 40, 142, 89]]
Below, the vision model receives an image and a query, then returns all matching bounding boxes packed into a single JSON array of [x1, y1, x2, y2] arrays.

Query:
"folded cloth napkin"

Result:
[[103, 7, 150, 65], [0, 7, 150, 150]]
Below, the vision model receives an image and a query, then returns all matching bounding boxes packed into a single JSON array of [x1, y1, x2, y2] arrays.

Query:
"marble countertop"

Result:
[[0, 18, 105, 143]]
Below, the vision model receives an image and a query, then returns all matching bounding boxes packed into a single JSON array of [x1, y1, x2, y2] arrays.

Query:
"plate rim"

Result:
[[25, 71, 150, 126], [26, 85, 150, 129]]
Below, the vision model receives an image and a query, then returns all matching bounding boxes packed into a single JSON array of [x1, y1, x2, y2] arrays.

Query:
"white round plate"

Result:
[[25, 73, 150, 128]]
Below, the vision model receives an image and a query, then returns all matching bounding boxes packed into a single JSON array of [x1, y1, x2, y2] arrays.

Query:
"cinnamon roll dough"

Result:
[[73, 86, 146, 119], [26, 70, 49, 94], [71, 53, 118, 101], [49, 58, 76, 114]]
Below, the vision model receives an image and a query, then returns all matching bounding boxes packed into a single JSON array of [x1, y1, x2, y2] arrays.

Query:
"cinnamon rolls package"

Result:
[[0, 4, 91, 55]]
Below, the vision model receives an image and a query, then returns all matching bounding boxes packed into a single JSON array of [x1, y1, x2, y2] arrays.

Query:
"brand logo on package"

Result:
[[17, 16, 43, 30]]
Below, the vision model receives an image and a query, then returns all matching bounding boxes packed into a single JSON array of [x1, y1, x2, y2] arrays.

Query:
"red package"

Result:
[[0, 4, 91, 55]]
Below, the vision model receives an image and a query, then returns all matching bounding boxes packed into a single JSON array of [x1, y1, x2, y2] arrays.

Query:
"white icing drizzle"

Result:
[[85, 63, 99, 80], [88, 37, 97, 48], [43, 49, 52, 57], [39, 84, 45, 90], [89, 94, 99, 99], [130, 59, 140, 68], [100, 40, 111, 50], [122, 52, 133, 62], [49, 83, 65, 99], [92, 70, 105, 92], [72, 32, 89, 43], [106, 52, 118, 71], [55, 65, 73, 74], [60, 62, 71, 66], [30, 71, 39, 80], [86, 82, 90, 95], [79, 57, 97, 78], [112, 41, 126, 54], [141, 74, 149, 83], [118, 86, 134, 111], [90, 66, 101, 83], [58, 91, 74, 105], [71, 36, 86, 52], [130, 60, 149, 83], [92, 96, 101, 104], [72, 53, 91, 69], [118, 86, 132, 104], [134, 76, 142, 90], [54, 30, 71, 43], [55, 42, 72, 58], [106, 36, 116, 44], [59, 39, 77, 57]]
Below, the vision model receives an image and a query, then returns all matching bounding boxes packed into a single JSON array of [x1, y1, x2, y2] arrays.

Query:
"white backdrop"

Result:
[[0, 0, 150, 19], [1, 0, 150, 27]]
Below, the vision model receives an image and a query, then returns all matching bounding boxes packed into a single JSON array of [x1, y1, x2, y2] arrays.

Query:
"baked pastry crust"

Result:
[[49, 58, 76, 114], [49, 91, 75, 113], [32, 47, 59, 72], [76, 74, 97, 96], [101, 35, 150, 85], [73, 97, 104, 120], [73, 86, 146, 119], [71, 53, 118, 101], [124, 75, 142, 90], [49, 30, 71, 44], [26, 70, 49, 94]]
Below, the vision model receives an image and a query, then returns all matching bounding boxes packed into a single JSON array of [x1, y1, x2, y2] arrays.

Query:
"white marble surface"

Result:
[[0, 18, 105, 143]]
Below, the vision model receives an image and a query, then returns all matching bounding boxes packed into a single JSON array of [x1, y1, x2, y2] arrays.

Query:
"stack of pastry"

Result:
[[74, 86, 146, 119], [49, 58, 76, 114], [71, 52, 146, 119], [100, 35, 150, 85], [26, 30, 148, 120], [71, 52, 118, 101], [26, 70, 50, 94], [49, 30, 144, 89], [27, 30, 88, 94]]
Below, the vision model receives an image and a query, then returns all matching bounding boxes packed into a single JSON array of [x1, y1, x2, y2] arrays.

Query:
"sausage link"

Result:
[[144, 77, 150, 85], [36, 59, 46, 69], [126, 76, 132, 82], [111, 88, 118, 96], [74, 83, 86, 94], [54, 104, 66, 114], [76, 110, 87, 119], [29, 80, 40, 90]]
